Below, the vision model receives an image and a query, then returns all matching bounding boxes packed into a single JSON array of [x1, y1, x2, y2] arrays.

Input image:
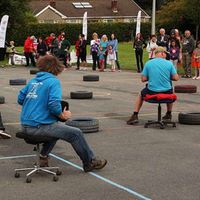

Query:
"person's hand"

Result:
[[59, 107, 71, 120]]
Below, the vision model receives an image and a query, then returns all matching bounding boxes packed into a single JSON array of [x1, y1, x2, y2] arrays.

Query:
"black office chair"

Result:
[[15, 132, 61, 183]]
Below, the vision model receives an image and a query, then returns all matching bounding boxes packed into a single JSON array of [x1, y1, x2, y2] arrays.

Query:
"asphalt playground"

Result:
[[0, 66, 200, 200]]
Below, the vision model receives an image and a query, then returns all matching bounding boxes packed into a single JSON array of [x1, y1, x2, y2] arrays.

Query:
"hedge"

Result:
[[7, 22, 151, 46]]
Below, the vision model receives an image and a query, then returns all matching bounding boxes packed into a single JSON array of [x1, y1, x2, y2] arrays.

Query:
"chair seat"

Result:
[[16, 132, 56, 145], [144, 93, 177, 103]]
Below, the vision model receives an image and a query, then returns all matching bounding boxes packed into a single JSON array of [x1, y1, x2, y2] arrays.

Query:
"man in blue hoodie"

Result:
[[18, 55, 107, 172]]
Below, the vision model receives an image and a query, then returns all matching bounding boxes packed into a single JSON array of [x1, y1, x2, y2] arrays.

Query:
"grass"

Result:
[[0, 43, 188, 74]]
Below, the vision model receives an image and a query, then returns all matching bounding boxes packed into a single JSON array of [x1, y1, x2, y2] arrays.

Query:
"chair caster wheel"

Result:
[[56, 170, 62, 176], [26, 177, 32, 183], [15, 172, 20, 178], [53, 175, 59, 182], [160, 126, 165, 129], [144, 124, 148, 128]]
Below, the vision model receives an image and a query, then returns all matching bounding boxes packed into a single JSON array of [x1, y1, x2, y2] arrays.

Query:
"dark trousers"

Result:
[[77, 56, 81, 69], [115, 52, 120, 70], [92, 51, 99, 70], [135, 49, 143, 72], [24, 52, 36, 67], [0, 112, 5, 131], [104, 52, 108, 69]]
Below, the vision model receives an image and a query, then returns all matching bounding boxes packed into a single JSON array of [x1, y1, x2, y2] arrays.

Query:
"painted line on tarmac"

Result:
[[0, 154, 35, 160], [50, 153, 152, 200]]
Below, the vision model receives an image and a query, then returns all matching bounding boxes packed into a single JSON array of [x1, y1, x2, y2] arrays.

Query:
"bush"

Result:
[[7, 22, 151, 46]]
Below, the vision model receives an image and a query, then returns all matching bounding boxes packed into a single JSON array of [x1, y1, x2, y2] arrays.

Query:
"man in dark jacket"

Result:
[[181, 30, 195, 78]]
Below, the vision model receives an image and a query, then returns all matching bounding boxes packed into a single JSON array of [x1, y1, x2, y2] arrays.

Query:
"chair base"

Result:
[[144, 120, 176, 129], [15, 165, 61, 183]]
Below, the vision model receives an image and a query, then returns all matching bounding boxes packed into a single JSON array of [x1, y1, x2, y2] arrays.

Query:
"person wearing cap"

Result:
[[127, 46, 179, 125]]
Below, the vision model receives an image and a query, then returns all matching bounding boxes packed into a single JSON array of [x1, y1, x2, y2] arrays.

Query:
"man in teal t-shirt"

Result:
[[127, 46, 179, 125]]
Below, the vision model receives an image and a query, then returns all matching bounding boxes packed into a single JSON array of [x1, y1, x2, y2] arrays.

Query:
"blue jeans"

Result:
[[21, 122, 94, 165]]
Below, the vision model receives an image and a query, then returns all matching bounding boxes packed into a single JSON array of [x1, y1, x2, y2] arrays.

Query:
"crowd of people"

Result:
[[21, 31, 121, 72], [134, 28, 200, 80]]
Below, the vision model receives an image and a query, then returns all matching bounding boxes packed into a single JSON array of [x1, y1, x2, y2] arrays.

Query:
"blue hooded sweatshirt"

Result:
[[18, 72, 62, 126]]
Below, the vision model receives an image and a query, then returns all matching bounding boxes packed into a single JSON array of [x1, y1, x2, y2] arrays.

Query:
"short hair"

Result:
[[37, 55, 64, 76]]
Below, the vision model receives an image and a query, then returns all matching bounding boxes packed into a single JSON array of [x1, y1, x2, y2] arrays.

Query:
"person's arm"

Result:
[[171, 74, 179, 81], [18, 85, 29, 105], [141, 75, 148, 82]]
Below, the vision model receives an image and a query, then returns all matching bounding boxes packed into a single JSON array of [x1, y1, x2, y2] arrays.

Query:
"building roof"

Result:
[[29, 0, 150, 19]]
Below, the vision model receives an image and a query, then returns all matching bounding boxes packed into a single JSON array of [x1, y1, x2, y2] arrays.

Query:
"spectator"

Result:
[[169, 40, 180, 71], [98, 46, 106, 72], [49, 33, 59, 57], [58, 31, 65, 42], [192, 41, 200, 79], [100, 35, 108, 69], [127, 47, 179, 125], [109, 33, 121, 71], [157, 28, 169, 50], [146, 35, 158, 59], [6, 40, 16, 65], [23, 36, 36, 67], [58, 34, 71, 67], [90, 32, 100, 71], [17, 55, 107, 172], [181, 30, 195, 78], [45, 33, 54, 51], [37, 37, 47, 58], [133, 33, 146, 72], [107, 45, 116, 72]]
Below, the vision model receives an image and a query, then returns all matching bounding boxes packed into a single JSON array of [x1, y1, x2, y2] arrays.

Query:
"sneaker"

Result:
[[0, 131, 11, 139], [39, 155, 49, 167], [162, 113, 172, 121], [126, 114, 139, 125], [83, 158, 107, 172], [186, 75, 192, 78], [181, 74, 187, 78], [192, 76, 197, 80], [196, 76, 200, 80]]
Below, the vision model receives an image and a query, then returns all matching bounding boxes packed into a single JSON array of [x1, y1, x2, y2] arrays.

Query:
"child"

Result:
[[192, 41, 200, 79], [98, 46, 105, 72], [146, 35, 158, 59], [107, 45, 116, 72], [169, 40, 180, 71]]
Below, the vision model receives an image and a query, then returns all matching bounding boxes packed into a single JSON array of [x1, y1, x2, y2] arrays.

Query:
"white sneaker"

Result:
[[0, 130, 11, 139], [196, 76, 200, 80], [192, 76, 197, 80]]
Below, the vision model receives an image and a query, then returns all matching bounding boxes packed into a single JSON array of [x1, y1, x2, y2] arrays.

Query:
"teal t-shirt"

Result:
[[142, 58, 177, 92]]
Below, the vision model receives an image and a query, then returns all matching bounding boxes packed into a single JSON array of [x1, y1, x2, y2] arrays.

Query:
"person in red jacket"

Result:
[[24, 36, 36, 67]]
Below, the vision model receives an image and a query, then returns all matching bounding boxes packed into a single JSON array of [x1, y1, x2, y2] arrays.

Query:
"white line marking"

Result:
[[50, 153, 152, 200], [0, 154, 35, 160]]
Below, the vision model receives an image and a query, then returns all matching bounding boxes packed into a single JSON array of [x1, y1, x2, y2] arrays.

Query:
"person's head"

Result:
[[78, 34, 82, 40], [175, 29, 179, 36], [51, 33, 56, 39], [92, 32, 98, 40], [136, 33, 142, 39], [155, 46, 168, 59], [38, 37, 43, 43], [184, 30, 191, 38], [159, 28, 165, 35], [60, 35, 65, 40], [196, 41, 200, 48], [108, 45, 113, 50], [61, 31, 65, 36], [101, 34, 108, 42], [171, 40, 176, 47], [30, 35, 35, 41], [151, 34, 157, 42], [10, 40, 14, 46], [37, 55, 64, 76], [111, 33, 115, 40], [81, 34, 85, 39]]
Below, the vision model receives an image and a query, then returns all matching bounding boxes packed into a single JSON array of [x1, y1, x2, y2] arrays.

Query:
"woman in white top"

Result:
[[146, 35, 158, 59]]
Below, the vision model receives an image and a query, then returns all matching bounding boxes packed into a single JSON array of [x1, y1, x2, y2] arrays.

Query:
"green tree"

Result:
[[156, 0, 200, 40], [0, 0, 36, 35]]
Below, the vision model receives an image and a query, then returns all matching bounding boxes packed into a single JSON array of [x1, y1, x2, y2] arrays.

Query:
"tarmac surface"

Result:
[[0, 66, 200, 200]]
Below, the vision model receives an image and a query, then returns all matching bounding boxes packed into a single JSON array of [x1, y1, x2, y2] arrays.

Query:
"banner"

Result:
[[0, 15, 9, 48], [82, 12, 87, 40], [136, 11, 141, 35]]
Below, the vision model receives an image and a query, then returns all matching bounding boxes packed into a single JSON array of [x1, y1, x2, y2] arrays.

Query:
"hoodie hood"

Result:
[[35, 72, 56, 82]]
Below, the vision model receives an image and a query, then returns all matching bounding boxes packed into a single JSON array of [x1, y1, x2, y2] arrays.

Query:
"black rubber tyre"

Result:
[[178, 112, 200, 125], [83, 75, 99, 82], [53, 175, 59, 182], [65, 117, 99, 133], [9, 79, 26, 86], [30, 69, 39, 75], [174, 85, 197, 93], [70, 91, 93, 99], [0, 96, 5, 104], [56, 170, 62, 176]]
